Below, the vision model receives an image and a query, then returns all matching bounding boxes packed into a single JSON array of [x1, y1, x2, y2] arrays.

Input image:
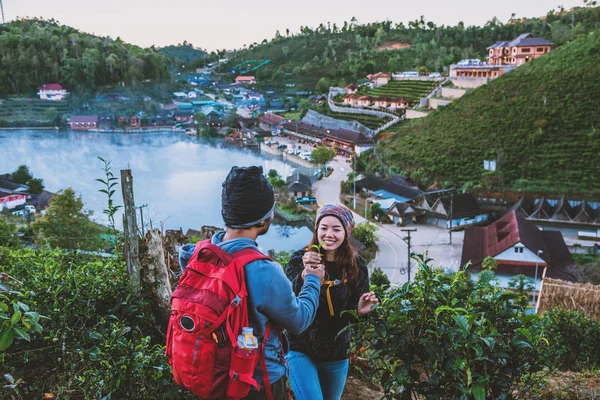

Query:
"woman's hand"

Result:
[[358, 291, 379, 316], [302, 251, 322, 269]]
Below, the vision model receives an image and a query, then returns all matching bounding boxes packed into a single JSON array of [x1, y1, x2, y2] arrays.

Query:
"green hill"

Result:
[[220, 7, 600, 91], [367, 31, 600, 195], [159, 43, 206, 65], [0, 19, 170, 96]]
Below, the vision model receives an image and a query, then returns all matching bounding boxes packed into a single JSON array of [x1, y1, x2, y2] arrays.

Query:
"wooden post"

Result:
[[141, 229, 173, 326], [121, 169, 141, 291]]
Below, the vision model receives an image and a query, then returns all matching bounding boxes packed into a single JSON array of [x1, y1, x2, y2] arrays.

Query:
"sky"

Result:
[[5, 0, 584, 51]]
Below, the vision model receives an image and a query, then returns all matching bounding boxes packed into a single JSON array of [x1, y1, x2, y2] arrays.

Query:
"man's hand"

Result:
[[304, 264, 325, 285], [302, 251, 322, 269]]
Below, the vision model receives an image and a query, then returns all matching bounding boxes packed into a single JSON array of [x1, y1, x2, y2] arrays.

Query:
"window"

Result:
[[522, 48, 531, 53], [537, 47, 544, 52], [514, 246, 524, 254]]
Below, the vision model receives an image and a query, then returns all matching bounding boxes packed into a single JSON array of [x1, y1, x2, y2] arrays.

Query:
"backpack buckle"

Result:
[[231, 295, 242, 307]]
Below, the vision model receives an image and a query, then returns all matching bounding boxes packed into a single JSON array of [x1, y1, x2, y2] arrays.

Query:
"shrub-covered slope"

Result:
[[0, 19, 170, 95], [371, 31, 600, 194]]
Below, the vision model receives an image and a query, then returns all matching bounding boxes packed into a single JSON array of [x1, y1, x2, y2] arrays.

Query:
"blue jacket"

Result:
[[178, 231, 321, 387]]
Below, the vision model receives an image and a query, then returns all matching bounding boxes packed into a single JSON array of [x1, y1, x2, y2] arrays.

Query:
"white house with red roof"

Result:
[[37, 83, 68, 101], [235, 76, 256, 85]]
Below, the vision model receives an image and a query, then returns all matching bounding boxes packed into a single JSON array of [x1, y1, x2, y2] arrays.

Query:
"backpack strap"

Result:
[[260, 323, 274, 400]]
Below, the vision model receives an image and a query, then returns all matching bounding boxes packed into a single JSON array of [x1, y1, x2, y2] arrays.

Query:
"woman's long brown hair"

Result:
[[309, 217, 359, 294]]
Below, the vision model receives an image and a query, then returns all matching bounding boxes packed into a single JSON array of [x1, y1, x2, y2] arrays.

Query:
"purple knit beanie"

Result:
[[316, 204, 355, 237]]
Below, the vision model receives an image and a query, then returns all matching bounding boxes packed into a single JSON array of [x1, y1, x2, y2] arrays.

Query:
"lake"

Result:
[[0, 129, 313, 253]]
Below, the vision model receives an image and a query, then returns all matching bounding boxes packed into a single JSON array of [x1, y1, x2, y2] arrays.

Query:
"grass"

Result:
[[367, 31, 600, 195]]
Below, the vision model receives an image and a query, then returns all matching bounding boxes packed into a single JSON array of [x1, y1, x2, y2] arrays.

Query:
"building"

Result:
[[174, 110, 194, 123], [0, 191, 27, 211], [509, 196, 600, 238], [450, 65, 512, 80], [68, 115, 98, 130], [98, 114, 113, 130], [37, 83, 68, 100], [235, 76, 256, 85], [367, 72, 391, 88], [286, 171, 314, 199], [356, 174, 423, 203], [414, 191, 488, 228], [461, 210, 574, 281], [487, 33, 553, 66], [207, 111, 223, 127], [130, 115, 141, 128], [345, 83, 359, 94], [259, 113, 285, 131], [324, 129, 374, 156]]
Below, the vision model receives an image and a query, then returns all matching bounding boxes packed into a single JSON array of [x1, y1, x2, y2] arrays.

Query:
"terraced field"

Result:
[[360, 80, 437, 102], [0, 98, 69, 123], [314, 103, 393, 129]]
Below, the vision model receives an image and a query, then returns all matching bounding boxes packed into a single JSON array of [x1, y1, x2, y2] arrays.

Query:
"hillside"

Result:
[[0, 19, 170, 95], [367, 31, 600, 195], [159, 43, 206, 65], [221, 7, 600, 90]]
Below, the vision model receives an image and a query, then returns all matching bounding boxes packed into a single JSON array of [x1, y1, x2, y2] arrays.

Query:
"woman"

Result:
[[285, 203, 379, 400]]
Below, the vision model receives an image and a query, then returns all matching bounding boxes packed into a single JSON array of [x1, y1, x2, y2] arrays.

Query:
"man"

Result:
[[179, 166, 324, 399]]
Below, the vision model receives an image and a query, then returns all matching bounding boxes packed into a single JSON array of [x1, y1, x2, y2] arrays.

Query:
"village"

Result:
[[3, 30, 599, 294]]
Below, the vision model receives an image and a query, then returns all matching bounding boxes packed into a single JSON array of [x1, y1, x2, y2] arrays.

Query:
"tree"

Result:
[[310, 146, 336, 169], [370, 267, 390, 290], [30, 188, 104, 251], [0, 216, 19, 247], [482, 256, 499, 271], [316, 77, 330, 94], [268, 169, 279, 178], [44, 107, 59, 122], [12, 165, 33, 185], [352, 222, 378, 248], [26, 178, 44, 195]]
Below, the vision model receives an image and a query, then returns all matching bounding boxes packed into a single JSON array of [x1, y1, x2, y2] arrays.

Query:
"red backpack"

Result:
[[166, 240, 277, 400]]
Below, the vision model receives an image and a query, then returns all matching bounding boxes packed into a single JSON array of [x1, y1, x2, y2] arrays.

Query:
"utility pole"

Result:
[[136, 204, 149, 236], [449, 191, 454, 245], [401, 228, 417, 282], [353, 151, 357, 210], [532, 250, 544, 305]]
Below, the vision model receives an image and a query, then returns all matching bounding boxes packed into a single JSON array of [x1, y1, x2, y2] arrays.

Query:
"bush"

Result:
[[352, 256, 549, 399], [352, 222, 378, 248], [370, 267, 390, 291], [543, 308, 600, 371], [0, 247, 194, 399]]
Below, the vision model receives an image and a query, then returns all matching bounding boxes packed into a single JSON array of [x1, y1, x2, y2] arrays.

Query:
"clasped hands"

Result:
[[301, 251, 325, 284]]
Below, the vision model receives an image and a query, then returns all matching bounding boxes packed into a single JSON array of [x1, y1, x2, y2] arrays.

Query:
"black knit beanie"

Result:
[[221, 166, 275, 228]]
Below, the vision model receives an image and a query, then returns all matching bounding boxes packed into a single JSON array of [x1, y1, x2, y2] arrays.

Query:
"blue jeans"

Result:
[[286, 350, 349, 400]]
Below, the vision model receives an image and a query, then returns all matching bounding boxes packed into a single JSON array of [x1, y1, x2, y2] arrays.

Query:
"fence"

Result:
[[537, 277, 600, 320], [327, 92, 402, 136]]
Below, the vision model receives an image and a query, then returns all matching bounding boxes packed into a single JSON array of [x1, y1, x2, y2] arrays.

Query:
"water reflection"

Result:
[[0, 129, 313, 252]]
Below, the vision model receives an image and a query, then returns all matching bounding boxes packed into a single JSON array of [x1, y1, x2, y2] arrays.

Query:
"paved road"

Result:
[[313, 157, 410, 285]]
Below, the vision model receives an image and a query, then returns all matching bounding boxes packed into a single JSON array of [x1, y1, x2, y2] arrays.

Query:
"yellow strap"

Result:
[[323, 279, 347, 317]]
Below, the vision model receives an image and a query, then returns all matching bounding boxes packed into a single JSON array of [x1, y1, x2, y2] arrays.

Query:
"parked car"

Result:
[[428, 72, 442, 78], [400, 71, 420, 78], [457, 59, 481, 66], [277, 144, 288, 149], [299, 152, 312, 161], [265, 139, 279, 145], [296, 196, 317, 204]]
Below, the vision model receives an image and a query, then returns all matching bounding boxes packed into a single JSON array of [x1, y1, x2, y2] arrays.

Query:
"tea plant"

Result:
[[352, 255, 549, 399]]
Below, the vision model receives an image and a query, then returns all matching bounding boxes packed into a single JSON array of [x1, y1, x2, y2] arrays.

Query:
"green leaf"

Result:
[[471, 383, 486, 400], [12, 326, 30, 342], [0, 302, 8, 312], [481, 337, 496, 350], [454, 315, 469, 335], [10, 310, 22, 326], [0, 329, 14, 350]]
